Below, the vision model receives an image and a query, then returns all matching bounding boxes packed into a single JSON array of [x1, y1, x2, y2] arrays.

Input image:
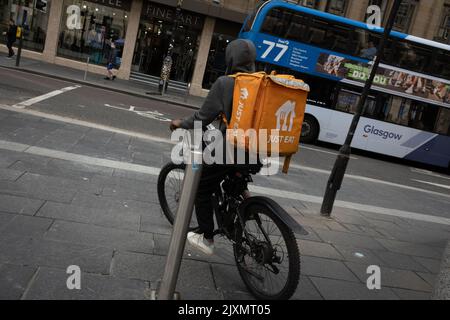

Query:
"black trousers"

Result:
[[195, 164, 232, 240], [194, 163, 262, 240], [6, 41, 14, 57]]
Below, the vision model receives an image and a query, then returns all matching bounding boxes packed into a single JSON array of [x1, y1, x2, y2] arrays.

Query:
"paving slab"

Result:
[[112, 251, 216, 292], [309, 276, 399, 300], [373, 251, 430, 272], [37, 201, 140, 231], [314, 229, 387, 250], [0, 168, 24, 181], [0, 211, 17, 230], [375, 238, 444, 260], [0, 236, 113, 274], [71, 192, 159, 216], [391, 288, 431, 300], [412, 256, 443, 274], [45, 220, 154, 254], [23, 266, 148, 300], [345, 262, 433, 292], [302, 256, 359, 282], [297, 239, 344, 260], [0, 264, 37, 300], [416, 272, 437, 287], [0, 215, 53, 239], [0, 193, 44, 215], [332, 245, 387, 266]]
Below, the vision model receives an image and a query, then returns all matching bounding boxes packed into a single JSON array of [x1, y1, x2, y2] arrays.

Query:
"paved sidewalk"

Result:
[[0, 55, 204, 109], [0, 108, 449, 300]]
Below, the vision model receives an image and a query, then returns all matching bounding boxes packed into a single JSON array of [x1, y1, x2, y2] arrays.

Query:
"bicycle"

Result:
[[157, 161, 307, 300]]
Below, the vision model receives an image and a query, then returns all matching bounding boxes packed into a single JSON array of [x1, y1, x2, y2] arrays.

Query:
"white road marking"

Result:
[[0, 104, 447, 199], [0, 139, 449, 226], [411, 168, 450, 181], [273, 160, 450, 199], [299, 144, 358, 160], [412, 179, 450, 191], [11, 85, 81, 109], [0, 104, 174, 145], [248, 185, 450, 226], [104, 103, 171, 121]]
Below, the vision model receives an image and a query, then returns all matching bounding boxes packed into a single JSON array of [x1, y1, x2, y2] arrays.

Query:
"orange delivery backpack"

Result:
[[225, 71, 310, 174]]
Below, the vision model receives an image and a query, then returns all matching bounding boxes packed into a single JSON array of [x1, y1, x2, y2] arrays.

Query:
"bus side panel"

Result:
[[404, 135, 450, 168], [310, 108, 369, 151]]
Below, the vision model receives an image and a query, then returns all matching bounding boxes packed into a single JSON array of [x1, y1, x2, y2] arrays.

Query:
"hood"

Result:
[[225, 39, 257, 75]]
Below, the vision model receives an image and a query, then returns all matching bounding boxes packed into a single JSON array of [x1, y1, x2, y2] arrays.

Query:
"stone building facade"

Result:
[[1, 0, 449, 97]]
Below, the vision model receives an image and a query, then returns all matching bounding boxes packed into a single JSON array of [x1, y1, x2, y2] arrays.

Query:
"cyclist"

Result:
[[170, 39, 261, 255]]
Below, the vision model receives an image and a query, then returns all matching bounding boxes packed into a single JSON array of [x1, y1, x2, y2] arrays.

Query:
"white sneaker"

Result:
[[187, 232, 214, 255]]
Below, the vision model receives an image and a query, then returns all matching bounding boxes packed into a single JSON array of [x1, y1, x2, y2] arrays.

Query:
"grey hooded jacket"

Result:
[[180, 39, 257, 131]]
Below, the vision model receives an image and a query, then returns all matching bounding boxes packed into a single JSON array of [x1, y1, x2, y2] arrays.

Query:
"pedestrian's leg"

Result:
[[7, 41, 14, 57]]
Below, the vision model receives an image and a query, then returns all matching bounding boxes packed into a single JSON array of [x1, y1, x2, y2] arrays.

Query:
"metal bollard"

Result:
[[154, 148, 203, 300], [15, 33, 23, 67], [84, 57, 90, 80]]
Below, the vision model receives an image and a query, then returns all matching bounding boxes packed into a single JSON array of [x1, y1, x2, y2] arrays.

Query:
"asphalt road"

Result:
[[0, 67, 449, 219]]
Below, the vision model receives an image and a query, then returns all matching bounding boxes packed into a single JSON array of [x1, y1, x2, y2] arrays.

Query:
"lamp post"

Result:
[[158, 0, 183, 95], [320, 0, 403, 217]]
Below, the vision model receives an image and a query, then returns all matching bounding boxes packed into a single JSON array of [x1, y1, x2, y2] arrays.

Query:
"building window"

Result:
[[57, 0, 131, 67], [203, 19, 242, 89], [0, 0, 51, 53], [286, 0, 320, 9], [326, 0, 348, 16], [435, 3, 450, 44], [393, 0, 418, 33]]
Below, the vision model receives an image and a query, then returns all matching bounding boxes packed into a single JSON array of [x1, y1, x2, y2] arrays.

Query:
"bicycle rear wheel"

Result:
[[233, 203, 300, 300], [157, 162, 199, 231]]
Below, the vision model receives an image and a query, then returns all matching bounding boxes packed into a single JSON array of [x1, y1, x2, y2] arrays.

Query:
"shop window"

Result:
[[57, 0, 130, 67], [0, 0, 51, 52], [202, 19, 241, 89]]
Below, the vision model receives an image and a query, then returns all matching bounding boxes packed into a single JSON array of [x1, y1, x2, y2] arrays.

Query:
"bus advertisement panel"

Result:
[[250, 33, 450, 106]]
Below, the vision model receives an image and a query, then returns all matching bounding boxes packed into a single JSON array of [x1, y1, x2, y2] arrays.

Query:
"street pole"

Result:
[[155, 148, 203, 300], [159, 0, 183, 95], [15, 27, 23, 67], [320, 0, 402, 217]]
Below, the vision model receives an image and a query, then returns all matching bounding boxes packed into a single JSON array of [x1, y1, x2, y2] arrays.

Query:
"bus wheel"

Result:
[[301, 115, 319, 144]]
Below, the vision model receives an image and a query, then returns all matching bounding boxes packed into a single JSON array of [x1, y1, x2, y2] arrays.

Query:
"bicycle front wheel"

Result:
[[157, 162, 199, 231], [233, 202, 300, 300]]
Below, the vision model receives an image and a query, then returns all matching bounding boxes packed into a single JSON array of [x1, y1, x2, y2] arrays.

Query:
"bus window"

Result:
[[260, 8, 294, 38], [329, 24, 353, 54], [335, 90, 360, 114], [385, 96, 411, 126], [308, 18, 328, 47], [433, 50, 450, 79], [435, 107, 450, 136], [285, 12, 308, 42], [408, 102, 439, 132]]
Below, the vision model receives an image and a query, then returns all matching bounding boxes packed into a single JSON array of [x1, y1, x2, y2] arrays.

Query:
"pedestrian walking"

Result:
[[2, 19, 17, 58], [104, 40, 117, 81]]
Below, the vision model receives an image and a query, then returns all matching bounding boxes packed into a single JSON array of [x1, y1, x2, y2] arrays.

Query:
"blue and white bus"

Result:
[[239, 0, 450, 169]]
